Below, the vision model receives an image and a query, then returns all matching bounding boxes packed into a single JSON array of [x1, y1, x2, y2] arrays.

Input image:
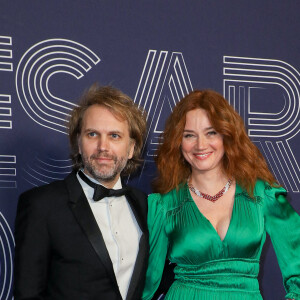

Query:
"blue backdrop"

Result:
[[1, 1, 300, 299]]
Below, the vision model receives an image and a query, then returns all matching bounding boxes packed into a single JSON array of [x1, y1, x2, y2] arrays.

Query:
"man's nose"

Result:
[[97, 136, 109, 151]]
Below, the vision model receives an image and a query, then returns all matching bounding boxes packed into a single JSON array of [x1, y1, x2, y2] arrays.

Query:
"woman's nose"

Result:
[[196, 136, 208, 150]]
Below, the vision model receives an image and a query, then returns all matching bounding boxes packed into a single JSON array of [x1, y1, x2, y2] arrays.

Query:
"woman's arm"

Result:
[[264, 184, 300, 300], [142, 193, 169, 300]]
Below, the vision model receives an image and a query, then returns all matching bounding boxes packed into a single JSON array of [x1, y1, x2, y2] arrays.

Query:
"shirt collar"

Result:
[[77, 169, 123, 202]]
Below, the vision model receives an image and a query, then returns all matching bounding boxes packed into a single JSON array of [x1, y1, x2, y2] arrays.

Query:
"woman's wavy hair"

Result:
[[68, 83, 147, 176], [154, 90, 277, 196]]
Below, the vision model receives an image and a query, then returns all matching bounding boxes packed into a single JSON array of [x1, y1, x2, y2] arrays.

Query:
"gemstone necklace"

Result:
[[188, 178, 232, 202]]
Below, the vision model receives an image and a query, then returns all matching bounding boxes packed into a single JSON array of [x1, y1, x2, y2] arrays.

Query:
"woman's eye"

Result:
[[207, 131, 217, 136], [183, 134, 194, 138]]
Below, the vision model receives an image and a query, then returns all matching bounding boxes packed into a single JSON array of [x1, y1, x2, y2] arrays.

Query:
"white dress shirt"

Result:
[[77, 172, 142, 300]]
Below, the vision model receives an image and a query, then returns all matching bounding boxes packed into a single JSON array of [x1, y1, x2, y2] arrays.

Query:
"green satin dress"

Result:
[[142, 180, 300, 300]]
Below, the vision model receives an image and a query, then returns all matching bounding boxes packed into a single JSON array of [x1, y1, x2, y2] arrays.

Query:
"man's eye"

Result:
[[111, 133, 120, 139], [88, 132, 97, 137]]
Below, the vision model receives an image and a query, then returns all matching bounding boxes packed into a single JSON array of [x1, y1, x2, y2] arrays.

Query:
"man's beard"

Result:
[[81, 151, 128, 183]]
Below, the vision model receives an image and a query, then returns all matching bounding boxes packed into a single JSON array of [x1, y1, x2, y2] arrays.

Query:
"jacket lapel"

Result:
[[125, 188, 149, 300], [65, 172, 120, 293]]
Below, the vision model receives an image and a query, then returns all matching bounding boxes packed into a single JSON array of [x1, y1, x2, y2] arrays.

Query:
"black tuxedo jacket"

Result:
[[14, 171, 149, 300]]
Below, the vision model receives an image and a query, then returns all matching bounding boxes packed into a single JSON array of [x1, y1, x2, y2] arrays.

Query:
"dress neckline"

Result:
[[184, 182, 238, 243]]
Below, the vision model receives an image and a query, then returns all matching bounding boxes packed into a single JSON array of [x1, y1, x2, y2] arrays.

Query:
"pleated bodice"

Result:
[[142, 181, 300, 300]]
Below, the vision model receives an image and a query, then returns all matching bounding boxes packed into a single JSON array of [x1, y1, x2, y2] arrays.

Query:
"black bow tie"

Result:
[[78, 171, 128, 201]]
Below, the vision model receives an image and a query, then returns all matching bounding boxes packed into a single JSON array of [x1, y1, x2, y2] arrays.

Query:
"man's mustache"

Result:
[[90, 152, 116, 161]]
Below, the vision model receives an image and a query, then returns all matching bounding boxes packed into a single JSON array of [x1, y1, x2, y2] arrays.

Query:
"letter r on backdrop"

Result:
[[223, 56, 300, 192]]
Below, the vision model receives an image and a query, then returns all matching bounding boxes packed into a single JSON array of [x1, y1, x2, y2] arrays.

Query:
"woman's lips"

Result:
[[194, 152, 212, 160]]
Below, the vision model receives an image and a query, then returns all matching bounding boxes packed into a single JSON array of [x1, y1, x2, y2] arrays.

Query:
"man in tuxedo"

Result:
[[14, 84, 148, 300]]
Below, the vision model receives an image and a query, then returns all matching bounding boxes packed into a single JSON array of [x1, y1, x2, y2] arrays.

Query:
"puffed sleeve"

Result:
[[142, 193, 169, 300], [264, 184, 300, 299]]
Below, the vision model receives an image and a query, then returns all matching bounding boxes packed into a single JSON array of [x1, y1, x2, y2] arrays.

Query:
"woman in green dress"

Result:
[[142, 90, 300, 300]]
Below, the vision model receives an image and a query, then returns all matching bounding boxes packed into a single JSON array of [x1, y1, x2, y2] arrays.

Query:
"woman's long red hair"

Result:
[[153, 90, 277, 196]]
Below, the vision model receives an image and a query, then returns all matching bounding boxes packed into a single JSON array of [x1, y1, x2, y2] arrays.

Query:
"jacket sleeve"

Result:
[[264, 184, 300, 300], [142, 193, 169, 300], [14, 189, 50, 300]]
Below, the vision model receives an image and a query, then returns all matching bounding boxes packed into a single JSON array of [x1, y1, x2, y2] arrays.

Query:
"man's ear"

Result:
[[77, 134, 82, 154], [128, 140, 135, 159]]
